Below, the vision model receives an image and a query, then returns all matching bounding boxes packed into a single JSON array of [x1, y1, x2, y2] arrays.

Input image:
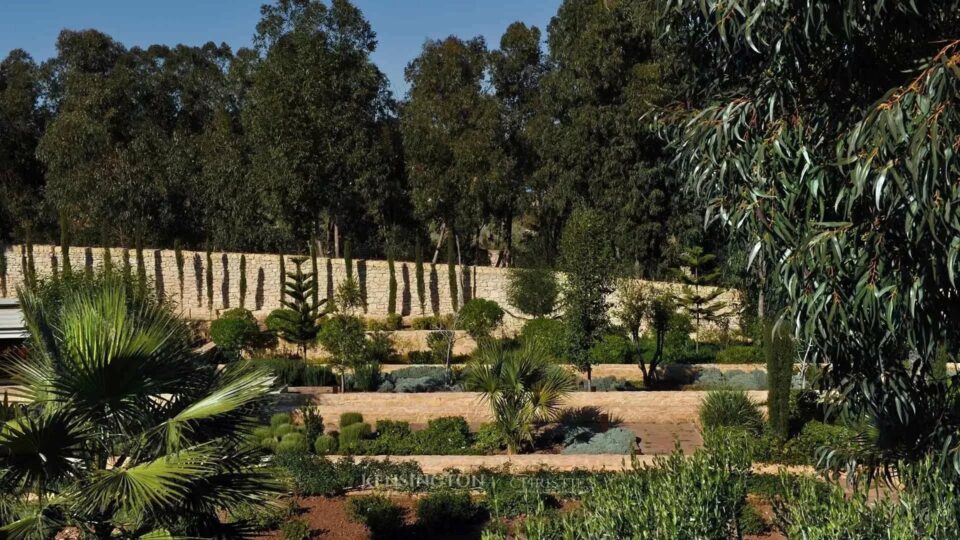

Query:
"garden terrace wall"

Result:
[[303, 390, 767, 429], [0, 244, 741, 332]]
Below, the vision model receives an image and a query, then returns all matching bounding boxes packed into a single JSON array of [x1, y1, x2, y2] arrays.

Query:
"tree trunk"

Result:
[[432, 223, 446, 264], [334, 222, 341, 259]]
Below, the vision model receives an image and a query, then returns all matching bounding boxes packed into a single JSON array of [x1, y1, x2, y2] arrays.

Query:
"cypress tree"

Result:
[[25, 227, 35, 288], [765, 321, 794, 440], [59, 212, 72, 276], [387, 248, 397, 316], [50, 252, 59, 282], [446, 235, 458, 311], [206, 249, 214, 309], [239, 254, 248, 309], [121, 247, 132, 284], [0, 242, 7, 297], [84, 248, 93, 278], [174, 239, 185, 301], [136, 240, 147, 297], [102, 246, 113, 275], [310, 239, 320, 309], [19, 245, 27, 290], [279, 254, 286, 305], [343, 240, 353, 281], [415, 239, 426, 316]]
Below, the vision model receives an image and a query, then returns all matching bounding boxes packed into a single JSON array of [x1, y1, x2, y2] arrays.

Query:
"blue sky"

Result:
[[0, 0, 559, 96]]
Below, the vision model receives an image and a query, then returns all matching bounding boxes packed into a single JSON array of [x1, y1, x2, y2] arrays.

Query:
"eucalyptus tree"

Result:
[[245, 0, 397, 252], [657, 0, 960, 474], [0, 276, 278, 537], [401, 35, 508, 258]]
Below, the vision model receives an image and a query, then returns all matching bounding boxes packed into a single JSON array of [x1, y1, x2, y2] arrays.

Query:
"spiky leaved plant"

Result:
[[0, 276, 278, 538]]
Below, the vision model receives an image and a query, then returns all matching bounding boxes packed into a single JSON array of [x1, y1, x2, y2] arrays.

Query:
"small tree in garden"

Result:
[[766, 321, 795, 440], [102, 245, 113, 275], [318, 314, 367, 392], [239, 254, 248, 308], [446, 234, 458, 311], [278, 256, 326, 358], [466, 342, 576, 454], [387, 248, 397, 316], [673, 247, 725, 352], [414, 239, 427, 315], [560, 208, 616, 389], [458, 298, 505, 343], [615, 280, 651, 376], [646, 293, 675, 382], [506, 267, 559, 318], [334, 277, 364, 317], [121, 247, 132, 284]]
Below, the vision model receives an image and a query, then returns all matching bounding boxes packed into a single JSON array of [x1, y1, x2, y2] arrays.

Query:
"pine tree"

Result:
[[447, 235, 458, 311], [239, 254, 248, 309], [673, 247, 726, 352], [206, 248, 214, 309], [280, 256, 327, 358], [765, 321, 794, 440], [387, 247, 397, 316], [174, 239, 185, 301], [415, 239, 426, 315], [59, 212, 71, 276]]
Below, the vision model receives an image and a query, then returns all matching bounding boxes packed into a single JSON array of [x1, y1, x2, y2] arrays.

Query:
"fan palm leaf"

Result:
[[0, 411, 84, 497]]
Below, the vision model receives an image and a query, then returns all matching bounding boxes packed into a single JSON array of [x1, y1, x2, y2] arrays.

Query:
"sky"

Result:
[[0, 0, 560, 96]]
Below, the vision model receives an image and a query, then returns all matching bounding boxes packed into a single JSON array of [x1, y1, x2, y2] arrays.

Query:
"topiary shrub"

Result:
[[518, 318, 567, 361], [562, 427, 636, 455], [416, 490, 480, 532], [273, 424, 295, 438], [506, 267, 559, 318], [589, 333, 635, 364], [209, 310, 260, 360], [340, 412, 364, 428], [699, 390, 764, 435], [458, 298, 505, 341], [277, 433, 309, 454], [347, 494, 407, 539], [339, 422, 372, 454], [271, 412, 293, 427], [314, 434, 338, 455]]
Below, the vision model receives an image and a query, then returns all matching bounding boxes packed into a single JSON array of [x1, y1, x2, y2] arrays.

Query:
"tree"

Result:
[[657, 0, 960, 474], [614, 280, 651, 374], [765, 321, 794, 441], [560, 208, 616, 387], [239, 254, 248, 309], [0, 277, 277, 537], [415, 239, 426, 315], [446, 235, 459, 311], [401, 36, 507, 254], [466, 342, 576, 454], [245, 0, 396, 249], [646, 293, 675, 382], [506, 267, 559, 318], [317, 314, 366, 392], [174, 239, 184, 300], [672, 247, 725, 352], [278, 256, 326, 358], [386, 248, 397, 316]]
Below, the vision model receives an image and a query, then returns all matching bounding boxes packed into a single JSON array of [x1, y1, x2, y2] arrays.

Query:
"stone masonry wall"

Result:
[[0, 244, 740, 332]]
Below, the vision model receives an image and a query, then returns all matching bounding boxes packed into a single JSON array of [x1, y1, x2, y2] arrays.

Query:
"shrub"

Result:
[[277, 433, 309, 454], [412, 416, 472, 454], [715, 345, 763, 364], [351, 361, 381, 391], [265, 308, 299, 337], [209, 314, 260, 359], [507, 267, 559, 318], [376, 419, 412, 437], [273, 424, 295, 438], [272, 453, 342, 496], [519, 318, 567, 361], [390, 365, 449, 380], [458, 298, 505, 340], [366, 314, 402, 331], [473, 422, 505, 454], [765, 322, 794, 440], [737, 504, 769, 536], [364, 331, 397, 363], [339, 422, 372, 454], [314, 434, 338, 455], [699, 390, 764, 435], [562, 427, 636, 455], [781, 421, 860, 466], [410, 314, 453, 330], [347, 495, 407, 539], [416, 490, 480, 532], [280, 518, 310, 540], [271, 412, 293, 428], [340, 412, 364, 428], [301, 363, 333, 386], [256, 357, 303, 386], [230, 500, 294, 532], [485, 477, 558, 518], [393, 376, 445, 393], [589, 333, 635, 364]]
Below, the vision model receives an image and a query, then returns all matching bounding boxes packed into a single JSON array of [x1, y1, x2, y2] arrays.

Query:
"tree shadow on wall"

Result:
[[153, 251, 165, 298], [461, 265, 473, 304], [429, 264, 440, 316], [193, 254, 203, 307]]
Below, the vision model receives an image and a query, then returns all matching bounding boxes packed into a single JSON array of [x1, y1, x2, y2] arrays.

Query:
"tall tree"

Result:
[[246, 0, 396, 251], [401, 36, 508, 256]]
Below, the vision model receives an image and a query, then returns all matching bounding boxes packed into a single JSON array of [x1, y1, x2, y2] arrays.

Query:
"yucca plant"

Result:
[[466, 342, 576, 454], [0, 277, 279, 538]]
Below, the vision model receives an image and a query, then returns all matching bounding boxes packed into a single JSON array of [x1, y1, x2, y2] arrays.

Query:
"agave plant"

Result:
[[465, 341, 576, 454], [0, 277, 278, 538]]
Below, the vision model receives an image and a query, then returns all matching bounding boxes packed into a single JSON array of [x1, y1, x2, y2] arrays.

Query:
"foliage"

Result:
[[484, 476, 558, 519], [279, 518, 310, 540], [416, 491, 481, 532], [715, 345, 763, 365], [458, 298, 505, 341], [209, 309, 261, 360], [254, 356, 333, 387], [239, 254, 247, 308], [472, 422, 506, 454], [340, 412, 364, 428], [562, 427, 636, 455], [317, 315, 367, 391], [314, 434, 338, 455], [466, 341, 576, 453], [589, 333, 635, 365], [518, 318, 567, 362], [415, 239, 426, 315], [447, 235, 458, 311], [657, 0, 960, 474], [0, 278, 278, 537], [780, 421, 861, 467], [300, 408, 324, 441], [765, 322, 794, 440], [333, 277, 364, 316], [560, 207, 616, 382], [347, 495, 407, 539], [339, 422, 372, 454], [699, 391, 764, 435], [737, 504, 770, 536], [672, 247, 725, 350], [507, 267, 559, 318]]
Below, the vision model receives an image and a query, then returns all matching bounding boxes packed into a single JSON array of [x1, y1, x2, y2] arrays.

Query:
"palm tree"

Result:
[[465, 341, 576, 454], [0, 276, 278, 539]]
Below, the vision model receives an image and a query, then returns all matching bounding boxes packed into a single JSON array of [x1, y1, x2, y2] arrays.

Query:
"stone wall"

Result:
[[0, 244, 740, 331]]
